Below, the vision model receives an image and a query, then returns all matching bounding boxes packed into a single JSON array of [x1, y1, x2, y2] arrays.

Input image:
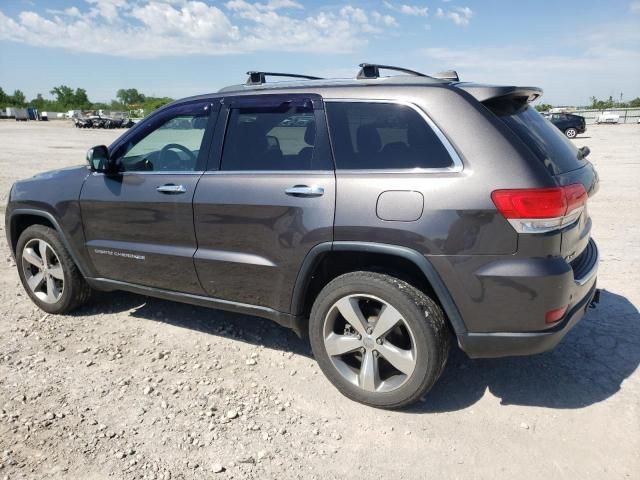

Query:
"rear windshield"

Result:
[[487, 103, 586, 175]]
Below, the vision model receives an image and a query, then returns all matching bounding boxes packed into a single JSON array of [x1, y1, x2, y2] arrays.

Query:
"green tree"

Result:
[[535, 103, 553, 112], [12, 89, 26, 107], [116, 88, 146, 107], [50, 85, 75, 109], [91, 102, 109, 110], [628, 97, 640, 108], [0, 86, 7, 107], [141, 97, 173, 115], [29, 93, 47, 110], [73, 88, 91, 109]]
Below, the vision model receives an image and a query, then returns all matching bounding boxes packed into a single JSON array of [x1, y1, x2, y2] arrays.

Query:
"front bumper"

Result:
[[457, 239, 599, 359]]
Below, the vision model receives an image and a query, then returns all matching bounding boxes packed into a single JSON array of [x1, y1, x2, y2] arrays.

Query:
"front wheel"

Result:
[[309, 271, 450, 409], [565, 127, 578, 138], [16, 225, 92, 314]]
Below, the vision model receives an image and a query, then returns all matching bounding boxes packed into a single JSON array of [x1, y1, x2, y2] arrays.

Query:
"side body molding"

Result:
[[290, 241, 467, 335]]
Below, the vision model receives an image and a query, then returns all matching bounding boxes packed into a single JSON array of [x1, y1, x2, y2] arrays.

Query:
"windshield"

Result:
[[489, 104, 586, 175]]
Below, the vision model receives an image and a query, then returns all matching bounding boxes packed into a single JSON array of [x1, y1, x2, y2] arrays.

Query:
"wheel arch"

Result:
[[9, 209, 89, 278], [290, 241, 467, 336]]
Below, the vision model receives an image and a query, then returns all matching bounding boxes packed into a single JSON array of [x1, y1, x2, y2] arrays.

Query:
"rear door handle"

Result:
[[285, 185, 325, 197], [156, 184, 187, 194]]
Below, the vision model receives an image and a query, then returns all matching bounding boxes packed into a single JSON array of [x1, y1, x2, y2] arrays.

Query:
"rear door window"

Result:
[[325, 102, 454, 170], [221, 105, 330, 171], [488, 104, 586, 175]]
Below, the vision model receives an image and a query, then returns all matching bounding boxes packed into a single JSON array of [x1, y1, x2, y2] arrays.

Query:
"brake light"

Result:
[[491, 184, 587, 233]]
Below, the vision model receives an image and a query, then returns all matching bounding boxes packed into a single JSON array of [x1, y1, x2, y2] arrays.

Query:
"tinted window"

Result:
[[221, 106, 327, 171], [490, 105, 586, 175], [117, 114, 208, 172], [325, 102, 453, 170]]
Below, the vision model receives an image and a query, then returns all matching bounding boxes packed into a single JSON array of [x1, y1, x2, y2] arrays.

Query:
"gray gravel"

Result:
[[0, 120, 638, 479]]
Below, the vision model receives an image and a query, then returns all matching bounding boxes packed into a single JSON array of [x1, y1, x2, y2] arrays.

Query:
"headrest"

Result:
[[356, 124, 381, 154], [192, 116, 208, 130]]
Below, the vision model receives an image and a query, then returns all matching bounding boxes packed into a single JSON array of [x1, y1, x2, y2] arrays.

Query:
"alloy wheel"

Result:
[[322, 294, 417, 393], [21, 239, 65, 304]]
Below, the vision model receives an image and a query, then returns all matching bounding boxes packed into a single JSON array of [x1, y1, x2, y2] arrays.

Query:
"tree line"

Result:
[[0, 86, 173, 115], [535, 95, 640, 112]]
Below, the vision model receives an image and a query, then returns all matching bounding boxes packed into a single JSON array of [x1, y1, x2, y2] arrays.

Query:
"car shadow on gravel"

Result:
[[76, 290, 312, 357], [77, 289, 638, 413], [411, 289, 640, 413]]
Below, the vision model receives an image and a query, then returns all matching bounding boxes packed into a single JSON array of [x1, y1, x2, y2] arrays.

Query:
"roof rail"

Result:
[[432, 70, 460, 81], [356, 63, 429, 79], [246, 71, 323, 86]]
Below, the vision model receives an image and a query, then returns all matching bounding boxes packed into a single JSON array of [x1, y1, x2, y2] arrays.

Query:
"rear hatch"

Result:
[[460, 84, 599, 261]]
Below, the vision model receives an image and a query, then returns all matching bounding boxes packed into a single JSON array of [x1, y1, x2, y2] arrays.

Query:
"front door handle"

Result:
[[285, 185, 325, 197], [156, 184, 187, 194]]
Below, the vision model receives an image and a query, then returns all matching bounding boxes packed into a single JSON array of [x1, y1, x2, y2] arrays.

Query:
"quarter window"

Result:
[[117, 114, 209, 172], [221, 106, 327, 171], [326, 102, 454, 170]]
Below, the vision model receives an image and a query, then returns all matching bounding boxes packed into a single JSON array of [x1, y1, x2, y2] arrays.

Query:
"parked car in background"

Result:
[[596, 112, 620, 124], [548, 113, 586, 138]]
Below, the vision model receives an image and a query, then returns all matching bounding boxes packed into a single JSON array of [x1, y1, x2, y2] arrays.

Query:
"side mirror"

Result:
[[577, 146, 590, 160], [86, 145, 116, 173]]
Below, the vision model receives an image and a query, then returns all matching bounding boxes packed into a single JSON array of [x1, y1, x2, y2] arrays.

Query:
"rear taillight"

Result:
[[491, 184, 587, 233]]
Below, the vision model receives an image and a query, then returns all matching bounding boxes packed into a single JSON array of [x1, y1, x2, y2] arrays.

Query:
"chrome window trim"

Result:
[[91, 171, 205, 176], [203, 170, 333, 176], [324, 98, 464, 173]]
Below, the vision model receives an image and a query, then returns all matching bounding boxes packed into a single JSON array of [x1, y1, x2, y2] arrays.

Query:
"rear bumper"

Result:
[[457, 239, 599, 358], [458, 282, 598, 358]]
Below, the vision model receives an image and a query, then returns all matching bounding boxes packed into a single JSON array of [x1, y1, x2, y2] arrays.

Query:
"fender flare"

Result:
[[290, 241, 467, 335], [9, 208, 90, 278]]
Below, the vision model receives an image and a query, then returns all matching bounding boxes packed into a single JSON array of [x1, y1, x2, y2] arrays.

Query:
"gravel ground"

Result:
[[0, 120, 638, 480]]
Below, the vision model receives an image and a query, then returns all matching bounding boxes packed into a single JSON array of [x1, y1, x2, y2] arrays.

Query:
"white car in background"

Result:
[[596, 112, 620, 124]]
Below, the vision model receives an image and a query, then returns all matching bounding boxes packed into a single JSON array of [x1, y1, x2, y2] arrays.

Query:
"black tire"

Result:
[[309, 271, 450, 409], [565, 127, 577, 138], [16, 225, 92, 314]]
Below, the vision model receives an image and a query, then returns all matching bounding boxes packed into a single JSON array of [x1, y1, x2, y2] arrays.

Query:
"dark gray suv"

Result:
[[5, 64, 600, 408]]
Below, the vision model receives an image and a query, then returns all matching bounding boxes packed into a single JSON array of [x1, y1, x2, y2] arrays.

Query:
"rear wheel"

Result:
[[565, 127, 577, 138], [309, 271, 450, 409], [16, 225, 91, 314]]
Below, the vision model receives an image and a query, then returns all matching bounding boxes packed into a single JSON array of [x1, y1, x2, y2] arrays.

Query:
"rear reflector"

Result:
[[545, 305, 568, 324], [492, 184, 587, 233]]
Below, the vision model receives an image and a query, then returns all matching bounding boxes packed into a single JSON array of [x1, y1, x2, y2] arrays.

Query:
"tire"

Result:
[[565, 128, 577, 138], [16, 225, 92, 314], [309, 271, 450, 409]]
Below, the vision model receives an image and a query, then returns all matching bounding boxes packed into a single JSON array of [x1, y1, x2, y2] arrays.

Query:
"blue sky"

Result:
[[0, 0, 639, 105]]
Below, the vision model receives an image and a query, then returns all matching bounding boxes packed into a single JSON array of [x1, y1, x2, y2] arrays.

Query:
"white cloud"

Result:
[[436, 6, 472, 26], [384, 2, 428, 17], [630, 1, 640, 12], [371, 11, 399, 27], [85, 0, 128, 22], [46, 6, 81, 17], [131, 2, 238, 40], [420, 22, 640, 104], [0, 0, 398, 58]]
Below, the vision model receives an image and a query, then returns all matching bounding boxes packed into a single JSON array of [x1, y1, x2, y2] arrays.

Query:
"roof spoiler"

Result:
[[456, 84, 543, 103]]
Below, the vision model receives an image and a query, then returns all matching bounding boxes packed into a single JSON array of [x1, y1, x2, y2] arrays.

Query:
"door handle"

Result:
[[285, 185, 325, 197], [156, 184, 187, 194]]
